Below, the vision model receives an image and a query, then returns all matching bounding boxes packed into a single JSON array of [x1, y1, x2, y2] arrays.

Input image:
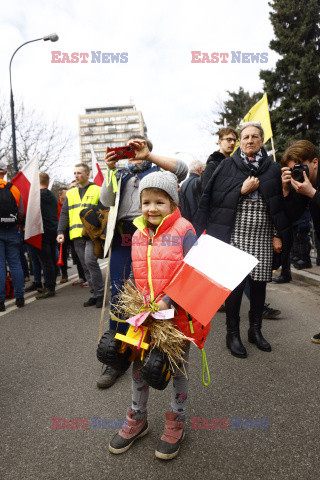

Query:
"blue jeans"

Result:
[[109, 229, 131, 334], [19, 228, 29, 278], [244, 277, 250, 300], [26, 243, 43, 283], [0, 227, 24, 302]]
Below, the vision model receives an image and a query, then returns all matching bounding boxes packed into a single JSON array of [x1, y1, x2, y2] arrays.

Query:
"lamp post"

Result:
[[9, 33, 59, 174], [175, 151, 196, 161]]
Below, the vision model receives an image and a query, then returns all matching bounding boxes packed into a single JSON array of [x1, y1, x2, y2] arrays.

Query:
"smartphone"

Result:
[[108, 145, 135, 160]]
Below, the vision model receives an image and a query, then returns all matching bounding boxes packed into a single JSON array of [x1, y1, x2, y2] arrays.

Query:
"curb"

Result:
[[291, 267, 320, 287]]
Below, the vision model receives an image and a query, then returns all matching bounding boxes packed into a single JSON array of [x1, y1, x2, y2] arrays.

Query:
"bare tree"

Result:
[[201, 88, 263, 137], [0, 99, 12, 163], [0, 96, 75, 179]]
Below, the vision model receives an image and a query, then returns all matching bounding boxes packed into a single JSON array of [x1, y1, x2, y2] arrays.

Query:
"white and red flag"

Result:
[[91, 145, 104, 186], [164, 234, 258, 327], [11, 154, 43, 249]]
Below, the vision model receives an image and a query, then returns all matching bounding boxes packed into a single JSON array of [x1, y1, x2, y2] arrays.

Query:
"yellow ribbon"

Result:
[[109, 311, 127, 323], [201, 348, 211, 386]]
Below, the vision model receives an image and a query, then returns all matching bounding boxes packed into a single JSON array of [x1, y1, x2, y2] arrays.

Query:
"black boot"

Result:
[[226, 317, 247, 358], [293, 259, 312, 269], [248, 312, 271, 351], [273, 271, 292, 283], [25, 281, 43, 292]]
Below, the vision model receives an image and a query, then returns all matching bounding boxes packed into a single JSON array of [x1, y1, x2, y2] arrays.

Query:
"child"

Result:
[[109, 171, 210, 460]]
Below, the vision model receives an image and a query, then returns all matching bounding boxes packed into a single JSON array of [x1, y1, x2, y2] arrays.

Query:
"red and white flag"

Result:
[[164, 234, 259, 327], [11, 154, 43, 249], [91, 145, 104, 186]]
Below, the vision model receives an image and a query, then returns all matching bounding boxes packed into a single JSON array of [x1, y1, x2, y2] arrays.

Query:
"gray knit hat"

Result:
[[139, 171, 179, 204]]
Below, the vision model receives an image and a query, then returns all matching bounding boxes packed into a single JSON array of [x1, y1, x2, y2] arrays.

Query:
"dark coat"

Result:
[[40, 188, 58, 241], [195, 148, 292, 250], [200, 150, 226, 192], [178, 173, 201, 224], [284, 169, 320, 239]]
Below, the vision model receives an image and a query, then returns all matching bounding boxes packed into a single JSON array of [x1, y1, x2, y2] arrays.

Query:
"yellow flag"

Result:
[[240, 92, 273, 143], [232, 93, 273, 154]]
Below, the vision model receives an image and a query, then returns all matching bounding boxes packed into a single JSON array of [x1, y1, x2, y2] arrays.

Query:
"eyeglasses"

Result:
[[221, 137, 236, 143]]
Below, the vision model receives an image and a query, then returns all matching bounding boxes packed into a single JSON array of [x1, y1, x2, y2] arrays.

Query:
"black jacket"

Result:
[[284, 169, 320, 239], [195, 148, 292, 250], [40, 188, 58, 241], [200, 150, 226, 192], [178, 173, 201, 224]]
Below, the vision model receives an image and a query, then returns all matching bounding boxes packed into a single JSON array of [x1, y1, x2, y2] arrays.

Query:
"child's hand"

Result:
[[157, 299, 170, 311]]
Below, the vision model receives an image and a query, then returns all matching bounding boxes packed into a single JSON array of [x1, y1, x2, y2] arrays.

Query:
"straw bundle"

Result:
[[112, 281, 194, 375]]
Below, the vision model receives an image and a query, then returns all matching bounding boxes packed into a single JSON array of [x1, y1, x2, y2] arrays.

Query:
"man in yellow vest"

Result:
[[57, 163, 104, 307]]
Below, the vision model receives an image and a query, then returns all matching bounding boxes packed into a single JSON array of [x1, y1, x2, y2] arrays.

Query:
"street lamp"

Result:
[[9, 33, 59, 173], [175, 151, 196, 161]]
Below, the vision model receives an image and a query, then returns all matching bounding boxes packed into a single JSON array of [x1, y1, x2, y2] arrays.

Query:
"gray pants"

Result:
[[131, 342, 190, 415], [73, 237, 104, 298]]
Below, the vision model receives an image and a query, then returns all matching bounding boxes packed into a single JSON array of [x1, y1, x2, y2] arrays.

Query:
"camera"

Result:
[[290, 164, 309, 183]]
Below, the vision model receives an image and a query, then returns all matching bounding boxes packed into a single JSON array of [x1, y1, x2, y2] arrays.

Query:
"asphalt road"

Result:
[[1, 268, 319, 480]]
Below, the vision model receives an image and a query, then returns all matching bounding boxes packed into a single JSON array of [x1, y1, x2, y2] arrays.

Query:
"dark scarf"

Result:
[[124, 160, 152, 174], [240, 148, 264, 201]]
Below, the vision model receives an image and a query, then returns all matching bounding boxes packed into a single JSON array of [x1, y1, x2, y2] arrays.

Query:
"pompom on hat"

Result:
[[139, 171, 179, 204]]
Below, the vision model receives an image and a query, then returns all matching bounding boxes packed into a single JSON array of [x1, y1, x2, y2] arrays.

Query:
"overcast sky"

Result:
[[1, 0, 277, 180]]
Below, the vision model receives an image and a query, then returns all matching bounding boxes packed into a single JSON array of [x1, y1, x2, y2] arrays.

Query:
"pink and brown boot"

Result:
[[109, 409, 148, 454], [155, 411, 185, 460]]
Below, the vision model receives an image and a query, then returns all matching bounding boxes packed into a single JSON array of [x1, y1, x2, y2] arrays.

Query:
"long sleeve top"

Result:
[[99, 159, 188, 222]]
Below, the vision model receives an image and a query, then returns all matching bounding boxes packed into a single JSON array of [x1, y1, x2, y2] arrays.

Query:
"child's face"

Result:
[[141, 190, 173, 226]]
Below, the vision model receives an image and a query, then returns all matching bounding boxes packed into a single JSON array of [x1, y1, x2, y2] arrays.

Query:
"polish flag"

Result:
[[48, 176, 55, 190], [91, 145, 104, 186], [11, 154, 43, 249], [164, 234, 259, 327]]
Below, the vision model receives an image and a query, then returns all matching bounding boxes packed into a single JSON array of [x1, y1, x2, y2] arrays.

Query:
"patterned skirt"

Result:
[[230, 193, 274, 282]]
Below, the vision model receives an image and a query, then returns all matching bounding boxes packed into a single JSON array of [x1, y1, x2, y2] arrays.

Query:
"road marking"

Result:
[[0, 261, 108, 317]]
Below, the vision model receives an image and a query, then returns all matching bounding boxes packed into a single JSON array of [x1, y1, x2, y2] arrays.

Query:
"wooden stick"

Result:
[[270, 136, 276, 162], [98, 244, 112, 343]]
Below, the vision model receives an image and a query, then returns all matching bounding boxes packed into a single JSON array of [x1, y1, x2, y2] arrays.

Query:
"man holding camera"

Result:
[[281, 140, 320, 344]]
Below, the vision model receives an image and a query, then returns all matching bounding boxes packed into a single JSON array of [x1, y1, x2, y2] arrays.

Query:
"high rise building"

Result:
[[79, 104, 147, 172]]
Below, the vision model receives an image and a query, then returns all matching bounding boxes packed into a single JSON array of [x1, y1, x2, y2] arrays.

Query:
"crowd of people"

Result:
[[0, 163, 100, 310], [1, 125, 319, 460]]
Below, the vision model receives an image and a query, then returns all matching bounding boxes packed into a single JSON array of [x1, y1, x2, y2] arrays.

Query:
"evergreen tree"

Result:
[[215, 87, 262, 129], [260, 0, 320, 157]]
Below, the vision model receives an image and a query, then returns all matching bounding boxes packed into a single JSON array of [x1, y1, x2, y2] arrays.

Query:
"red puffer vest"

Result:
[[132, 208, 210, 349]]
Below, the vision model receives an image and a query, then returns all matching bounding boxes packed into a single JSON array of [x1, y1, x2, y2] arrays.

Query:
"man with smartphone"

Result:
[[281, 140, 320, 344], [97, 135, 188, 388]]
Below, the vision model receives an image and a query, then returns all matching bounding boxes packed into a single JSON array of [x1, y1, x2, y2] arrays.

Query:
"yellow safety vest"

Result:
[[67, 184, 101, 240]]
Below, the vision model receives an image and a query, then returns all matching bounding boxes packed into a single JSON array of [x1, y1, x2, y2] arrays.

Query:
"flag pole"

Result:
[[270, 136, 276, 162], [98, 245, 112, 343]]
